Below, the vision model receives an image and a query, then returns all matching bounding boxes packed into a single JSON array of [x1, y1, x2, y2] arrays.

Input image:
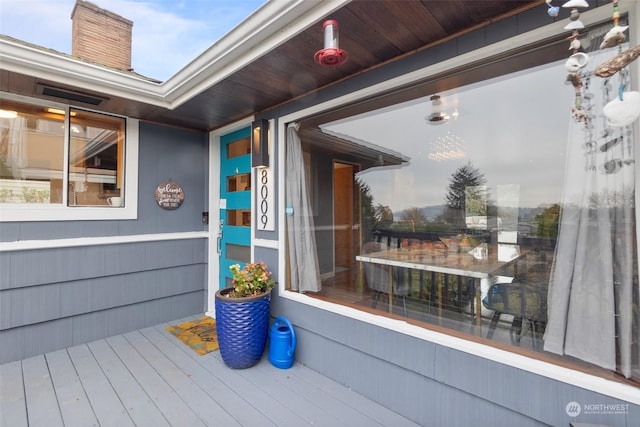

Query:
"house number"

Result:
[[259, 169, 269, 228]]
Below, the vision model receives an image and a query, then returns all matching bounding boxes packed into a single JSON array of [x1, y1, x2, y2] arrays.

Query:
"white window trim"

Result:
[[0, 95, 139, 222], [277, 3, 640, 404]]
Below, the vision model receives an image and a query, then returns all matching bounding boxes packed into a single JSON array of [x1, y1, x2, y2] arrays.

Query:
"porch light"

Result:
[[251, 119, 269, 168], [314, 20, 348, 66]]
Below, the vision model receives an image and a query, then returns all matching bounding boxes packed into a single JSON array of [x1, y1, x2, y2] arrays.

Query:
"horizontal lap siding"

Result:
[[0, 239, 207, 363], [0, 122, 209, 364]]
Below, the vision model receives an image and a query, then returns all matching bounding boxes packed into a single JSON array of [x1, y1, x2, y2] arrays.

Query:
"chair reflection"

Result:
[[482, 281, 547, 349], [361, 241, 409, 316]]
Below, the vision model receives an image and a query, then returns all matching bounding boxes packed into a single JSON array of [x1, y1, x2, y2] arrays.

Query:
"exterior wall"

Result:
[[71, 0, 133, 71], [0, 122, 209, 364], [262, 1, 640, 425]]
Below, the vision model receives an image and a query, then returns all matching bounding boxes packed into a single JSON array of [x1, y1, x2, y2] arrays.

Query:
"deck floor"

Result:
[[0, 316, 419, 427]]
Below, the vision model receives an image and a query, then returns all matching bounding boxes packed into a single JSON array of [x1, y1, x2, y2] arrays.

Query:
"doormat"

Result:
[[166, 317, 219, 355]]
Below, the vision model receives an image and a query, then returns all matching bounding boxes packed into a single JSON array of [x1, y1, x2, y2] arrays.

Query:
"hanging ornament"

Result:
[[600, 0, 626, 49], [595, 45, 640, 77], [603, 92, 640, 127], [560, 1, 589, 30], [562, 0, 589, 7], [561, 0, 589, 121], [565, 52, 590, 73], [600, 25, 628, 49], [595, 0, 640, 126], [546, 0, 560, 17]]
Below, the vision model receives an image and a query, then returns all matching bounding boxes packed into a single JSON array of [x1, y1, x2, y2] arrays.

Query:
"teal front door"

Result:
[[219, 127, 252, 288]]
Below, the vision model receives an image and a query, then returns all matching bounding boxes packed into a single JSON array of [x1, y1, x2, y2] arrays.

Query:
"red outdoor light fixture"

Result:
[[314, 20, 348, 66]]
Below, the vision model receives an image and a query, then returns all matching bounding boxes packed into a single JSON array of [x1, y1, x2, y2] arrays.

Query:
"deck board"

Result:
[[245, 354, 390, 427], [87, 339, 169, 427], [123, 329, 240, 426], [21, 355, 64, 427], [0, 360, 28, 427], [289, 359, 420, 427], [45, 349, 98, 427], [105, 334, 205, 426], [0, 315, 421, 427], [141, 325, 273, 426], [65, 344, 134, 427]]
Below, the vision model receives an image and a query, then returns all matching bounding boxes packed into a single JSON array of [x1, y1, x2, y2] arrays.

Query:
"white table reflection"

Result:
[[356, 241, 522, 329]]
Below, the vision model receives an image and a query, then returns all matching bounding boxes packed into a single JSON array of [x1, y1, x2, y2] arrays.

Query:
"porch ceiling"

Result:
[[0, 0, 541, 132]]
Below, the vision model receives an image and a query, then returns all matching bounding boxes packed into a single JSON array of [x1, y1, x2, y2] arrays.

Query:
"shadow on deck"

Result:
[[0, 315, 419, 427]]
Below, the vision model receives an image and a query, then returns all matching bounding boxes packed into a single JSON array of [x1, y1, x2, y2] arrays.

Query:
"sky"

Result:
[[324, 42, 632, 214], [325, 60, 573, 212], [0, 0, 266, 81]]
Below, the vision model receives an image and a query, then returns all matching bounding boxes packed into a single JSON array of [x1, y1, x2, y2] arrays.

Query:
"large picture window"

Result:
[[286, 26, 638, 381], [0, 95, 137, 220]]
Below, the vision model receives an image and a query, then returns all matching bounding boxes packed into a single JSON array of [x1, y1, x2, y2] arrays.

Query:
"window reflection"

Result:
[[0, 99, 126, 207], [68, 109, 125, 206], [0, 99, 64, 203], [287, 35, 638, 379]]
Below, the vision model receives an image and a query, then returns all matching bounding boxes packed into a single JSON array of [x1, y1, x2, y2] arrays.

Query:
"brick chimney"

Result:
[[71, 0, 133, 71]]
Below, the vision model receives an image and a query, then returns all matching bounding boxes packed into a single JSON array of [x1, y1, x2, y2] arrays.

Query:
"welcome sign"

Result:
[[155, 179, 185, 210]]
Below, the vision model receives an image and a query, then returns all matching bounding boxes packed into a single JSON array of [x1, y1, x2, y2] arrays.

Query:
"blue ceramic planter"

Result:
[[215, 288, 271, 369]]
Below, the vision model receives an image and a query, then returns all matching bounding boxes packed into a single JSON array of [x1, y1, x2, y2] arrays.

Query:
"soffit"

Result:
[[300, 127, 409, 171], [0, 0, 542, 132]]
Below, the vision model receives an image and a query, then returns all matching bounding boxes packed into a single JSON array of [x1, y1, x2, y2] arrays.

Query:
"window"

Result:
[[68, 109, 125, 207], [0, 94, 138, 220], [285, 24, 638, 380]]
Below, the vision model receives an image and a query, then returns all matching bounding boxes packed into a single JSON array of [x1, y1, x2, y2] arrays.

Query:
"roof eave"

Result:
[[0, 36, 168, 107], [1, 0, 351, 111], [162, 0, 349, 107]]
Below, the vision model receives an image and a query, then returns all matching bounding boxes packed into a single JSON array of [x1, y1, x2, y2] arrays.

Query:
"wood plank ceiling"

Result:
[[2, 0, 543, 132]]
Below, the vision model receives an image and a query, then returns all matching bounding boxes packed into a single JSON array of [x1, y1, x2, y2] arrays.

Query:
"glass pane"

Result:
[[68, 109, 125, 207], [227, 209, 251, 226], [227, 173, 251, 192], [288, 27, 638, 379], [226, 243, 250, 264], [227, 137, 250, 159], [0, 99, 64, 203]]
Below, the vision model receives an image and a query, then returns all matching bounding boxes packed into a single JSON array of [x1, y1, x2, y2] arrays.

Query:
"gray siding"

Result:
[[0, 122, 209, 364], [263, 1, 638, 426]]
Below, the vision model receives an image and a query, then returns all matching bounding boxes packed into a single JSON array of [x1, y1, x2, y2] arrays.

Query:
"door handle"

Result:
[[217, 219, 224, 255]]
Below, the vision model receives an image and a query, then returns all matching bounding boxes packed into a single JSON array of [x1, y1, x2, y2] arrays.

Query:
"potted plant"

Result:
[[215, 261, 276, 369]]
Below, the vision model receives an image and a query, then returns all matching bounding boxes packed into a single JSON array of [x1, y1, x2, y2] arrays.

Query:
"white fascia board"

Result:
[[0, 38, 168, 107], [0, 0, 350, 111], [162, 0, 350, 108]]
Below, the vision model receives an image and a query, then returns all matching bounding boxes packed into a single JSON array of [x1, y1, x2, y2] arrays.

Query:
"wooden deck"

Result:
[[0, 316, 419, 427]]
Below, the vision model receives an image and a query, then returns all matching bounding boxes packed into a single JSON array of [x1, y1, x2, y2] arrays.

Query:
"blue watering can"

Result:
[[269, 317, 296, 369]]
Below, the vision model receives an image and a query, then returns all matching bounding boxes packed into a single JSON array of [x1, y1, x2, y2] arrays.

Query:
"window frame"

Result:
[[0, 93, 139, 221], [276, 4, 640, 402]]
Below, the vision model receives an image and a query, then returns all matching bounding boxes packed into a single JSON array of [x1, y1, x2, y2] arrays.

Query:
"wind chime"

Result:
[[595, 1, 640, 127], [547, 0, 639, 172], [549, 0, 640, 124]]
